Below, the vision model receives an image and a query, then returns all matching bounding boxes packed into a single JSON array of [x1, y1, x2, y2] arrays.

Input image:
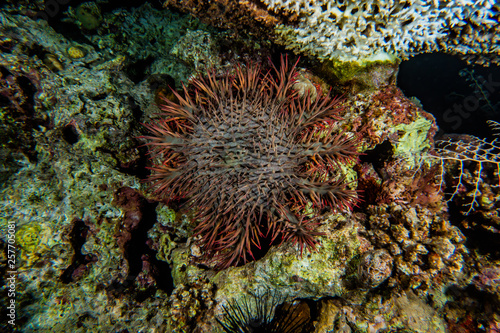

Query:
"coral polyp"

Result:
[[143, 57, 360, 268]]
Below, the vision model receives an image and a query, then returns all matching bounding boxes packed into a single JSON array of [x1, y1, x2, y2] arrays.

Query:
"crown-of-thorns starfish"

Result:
[[143, 56, 360, 269]]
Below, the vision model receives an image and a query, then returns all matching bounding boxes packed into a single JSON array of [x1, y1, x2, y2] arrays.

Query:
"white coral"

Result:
[[263, 0, 499, 64]]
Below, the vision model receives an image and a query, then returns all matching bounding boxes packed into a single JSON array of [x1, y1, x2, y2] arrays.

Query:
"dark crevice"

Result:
[[359, 140, 394, 172], [60, 218, 97, 283], [62, 124, 80, 144], [126, 95, 144, 123], [0, 65, 12, 79], [444, 284, 500, 330], [452, 211, 500, 259], [89, 92, 108, 101], [16, 76, 37, 112], [124, 57, 155, 83], [0, 93, 10, 107], [26, 43, 49, 60], [109, 187, 174, 297], [126, 199, 174, 295], [244, 222, 275, 264]]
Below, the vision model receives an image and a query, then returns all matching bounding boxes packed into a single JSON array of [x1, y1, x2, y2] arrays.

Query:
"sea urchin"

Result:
[[143, 57, 360, 269], [217, 291, 310, 333]]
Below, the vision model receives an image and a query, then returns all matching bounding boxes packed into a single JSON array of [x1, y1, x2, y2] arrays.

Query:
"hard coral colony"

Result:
[[143, 57, 360, 268]]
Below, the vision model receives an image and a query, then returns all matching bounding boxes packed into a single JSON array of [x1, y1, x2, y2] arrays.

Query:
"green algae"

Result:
[[319, 53, 400, 91], [393, 116, 433, 168], [212, 214, 365, 303], [74, 2, 103, 31]]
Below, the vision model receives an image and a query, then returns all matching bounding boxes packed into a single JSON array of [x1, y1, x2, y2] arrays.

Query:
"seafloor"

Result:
[[0, 1, 499, 333]]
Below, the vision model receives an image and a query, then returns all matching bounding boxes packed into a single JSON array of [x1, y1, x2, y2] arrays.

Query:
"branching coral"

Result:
[[143, 57, 360, 269]]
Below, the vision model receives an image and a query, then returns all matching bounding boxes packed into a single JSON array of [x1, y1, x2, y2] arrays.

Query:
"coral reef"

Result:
[[162, 0, 499, 87], [0, 8, 172, 332], [0, 26, 53, 171], [168, 277, 216, 333], [68, 2, 103, 31], [0, 2, 499, 333], [314, 292, 447, 333], [65, 2, 216, 83], [210, 214, 369, 306], [164, 0, 500, 67], [363, 204, 469, 293], [357, 248, 393, 289]]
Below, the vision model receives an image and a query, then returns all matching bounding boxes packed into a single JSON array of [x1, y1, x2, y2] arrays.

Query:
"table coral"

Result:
[[164, 0, 500, 82], [266, 0, 499, 65]]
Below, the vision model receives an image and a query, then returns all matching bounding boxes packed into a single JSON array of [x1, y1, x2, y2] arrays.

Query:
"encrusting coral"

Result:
[[143, 57, 361, 269]]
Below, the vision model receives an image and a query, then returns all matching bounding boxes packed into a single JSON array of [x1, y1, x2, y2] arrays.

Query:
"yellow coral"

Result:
[[67, 46, 86, 59], [16, 223, 49, 267]]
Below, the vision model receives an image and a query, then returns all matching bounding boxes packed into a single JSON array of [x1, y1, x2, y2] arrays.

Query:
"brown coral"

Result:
[[363, 204, 467, 293], [163, 0, 284, 37]]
